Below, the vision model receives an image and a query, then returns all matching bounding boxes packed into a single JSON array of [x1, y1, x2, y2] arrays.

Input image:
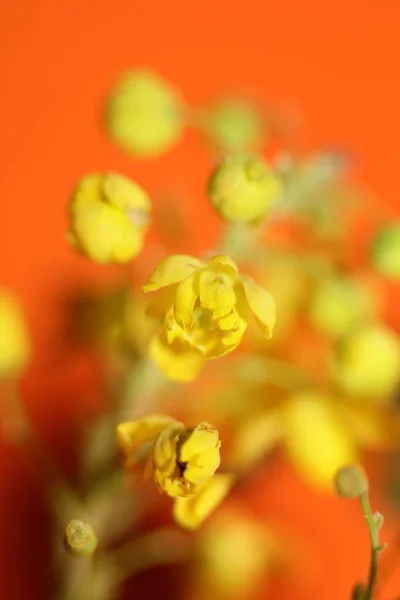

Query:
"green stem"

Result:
[[360, 492, 381, 600]]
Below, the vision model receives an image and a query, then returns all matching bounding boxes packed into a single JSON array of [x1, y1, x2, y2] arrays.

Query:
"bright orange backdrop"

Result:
[[1, 0, 400, 598]]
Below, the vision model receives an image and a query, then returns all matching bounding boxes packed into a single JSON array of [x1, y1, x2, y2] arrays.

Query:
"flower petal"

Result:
[[199, 270, 236, 319], [150, 330, 205, 382], [174, 273, 198, 327], [241, 276, 276, 338], [208, 255, 238, 275], [143, 255, 205, 292], [173, 473, 235, 530], [116, 415, 177, 465]]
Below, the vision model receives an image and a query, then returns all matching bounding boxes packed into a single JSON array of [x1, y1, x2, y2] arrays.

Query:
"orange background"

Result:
[[1, 0, 400, 598]]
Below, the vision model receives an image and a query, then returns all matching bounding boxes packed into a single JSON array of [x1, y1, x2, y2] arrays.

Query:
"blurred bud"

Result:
[[205, 97, 264, 152], [332, 326, 400, 400], [107, 69, 184, 157], [334, 464, 369, 498], [207, 155, 282, 224], [67, 172, 151, 263], [194, 511, 275, 597], [0, 290, 30, 379], [65, 519, 98, 556], [309, 276, 380, 339], [371, 224, 400, 279]]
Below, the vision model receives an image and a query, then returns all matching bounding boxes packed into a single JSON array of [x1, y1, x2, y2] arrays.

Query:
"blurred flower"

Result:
[[309, 275, 380, 339], [204, 97, 264, 152], [117, 415, 231, 529], [107, 69, 184, 157], [207, 155, 282, 224], [67, 172, 151, 263], [187, 508, 275, 597], [371, 224, 400, 279], [143, 254, 276, 381], [331, 325, 400, 400], [229, 389, 400, 489], [0, 290, 30, 379]]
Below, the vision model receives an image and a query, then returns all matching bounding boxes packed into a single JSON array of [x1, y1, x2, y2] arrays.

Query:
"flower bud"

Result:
[[67, 172, 151, 263], [205, 98, 264, 152], [334, 464, 369, 498], [332, 326, 400, 400], [309, 276, 380, 339], [64, 520, 98, 556], [0, 290, 30, 379], [371, 224, 400, 279], [107, 69, 184, 157], [207, 155, 281, 224]]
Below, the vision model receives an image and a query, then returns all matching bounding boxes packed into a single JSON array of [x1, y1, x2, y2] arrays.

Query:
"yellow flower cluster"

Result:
[[117, 415, 234, 530], [67, 172, 151, 263], [143, 254, 276, 381]]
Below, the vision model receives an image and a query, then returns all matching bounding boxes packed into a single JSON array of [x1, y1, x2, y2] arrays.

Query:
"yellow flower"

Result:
[[67, 172, 151, 264], [143, 254, 276, 381], [207, 155, 282, 224], [117, 415, 230, 530], [331, 325, 400, 400], [309, 275, 380, 339], [192, 509, 276, 596], [228, 389, 400, 490], [0, 290, 30, 379], [107, 69, 184, 158]]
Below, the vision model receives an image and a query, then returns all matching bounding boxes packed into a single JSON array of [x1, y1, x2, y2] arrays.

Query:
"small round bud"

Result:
[[205, 98, 264, 152], [371, 224, 400, 279], [107, 69, 184, 158], [207, 155, 282, 224], [331, 326, 400, 400], [65, 520, 98, 556], [334, 464, 369, 498], [309, 276, 379, 339]]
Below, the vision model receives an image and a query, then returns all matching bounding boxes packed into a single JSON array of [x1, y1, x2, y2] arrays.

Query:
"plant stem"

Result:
[[360, 491, 381, 600]]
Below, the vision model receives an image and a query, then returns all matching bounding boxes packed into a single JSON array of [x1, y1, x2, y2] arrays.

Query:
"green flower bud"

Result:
[[107, 69, 184, 158], [207, 155, 282, 224], [371, 224, 400, 279], [205, 98, 264, 152], [334, 464, 369, 498], [65, 520, 98, 556], [331, 326, 400, 400], [309, 276, 379, 339]]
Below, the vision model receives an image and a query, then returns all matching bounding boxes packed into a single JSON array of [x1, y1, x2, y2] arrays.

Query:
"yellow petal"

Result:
[[173, 473, 235, 530], [174, 272, 198, 327], [241, 276, 276, 338], [143, 255, 205, 292], [180, 423, 220, 462], [184, 446, 221, 484], [284, 393, 358, 490], [218, 311, 239, 331], [199, 269, 236, 319], [153, 422, 184, 475], [208, 255, 238, 275], [145, 286, 177, 317], [116, 415, 177, 464], [150, 330, 205, 382]]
